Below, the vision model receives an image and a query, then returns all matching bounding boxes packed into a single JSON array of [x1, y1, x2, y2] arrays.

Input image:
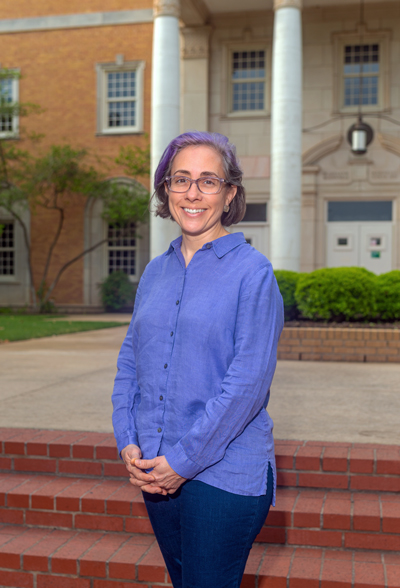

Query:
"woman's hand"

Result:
[[135, 455, 186, 495], [120, 444, 165, 494]]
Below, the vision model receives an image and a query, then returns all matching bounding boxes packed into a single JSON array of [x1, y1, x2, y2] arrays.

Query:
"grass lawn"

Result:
[[0, 315, 129, 343]]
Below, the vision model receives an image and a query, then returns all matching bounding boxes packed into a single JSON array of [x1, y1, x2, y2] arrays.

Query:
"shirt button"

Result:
[[157, 427, 162, 433], [170, 331, 173, 337], [159, 395, 163, 401], [164, 363, 168, 369], [206, 243, 211, 249], [176, 300, 179, 305]]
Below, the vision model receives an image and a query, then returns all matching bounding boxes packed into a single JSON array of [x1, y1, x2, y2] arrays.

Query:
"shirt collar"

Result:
[[167, 232, 247, 259]]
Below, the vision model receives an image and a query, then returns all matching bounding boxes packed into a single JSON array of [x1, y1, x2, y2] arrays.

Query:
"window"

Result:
[[333, 31, 389, 113], [343, 44, 379, 107], [0, 71, 19, 136], [241, 203, 267, 223], [327, 201, 392, 222], [0, 221, 15, 275], [96, 61, 144, 134], [107, 221, 137, 278], [231, 50, 266, 113]]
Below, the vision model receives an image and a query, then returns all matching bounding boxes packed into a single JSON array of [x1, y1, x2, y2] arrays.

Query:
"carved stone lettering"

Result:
[[181, 26, 211, 60], [322, 171, 350, 181]]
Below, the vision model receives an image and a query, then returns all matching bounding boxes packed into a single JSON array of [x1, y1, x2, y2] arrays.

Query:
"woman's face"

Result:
[[166, 145, 237, 239]]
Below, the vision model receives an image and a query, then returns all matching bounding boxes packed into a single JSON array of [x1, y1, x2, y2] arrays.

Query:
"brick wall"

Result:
[[278, 327, 400, 363], [0, 1, 152, 305]]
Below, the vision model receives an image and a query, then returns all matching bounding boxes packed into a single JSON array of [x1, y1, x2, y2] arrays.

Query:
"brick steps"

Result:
[[1, 473, 400, 552], [1, 429, 400, 587], [1, 429, 400, 493], [1, 524, 399, 588]]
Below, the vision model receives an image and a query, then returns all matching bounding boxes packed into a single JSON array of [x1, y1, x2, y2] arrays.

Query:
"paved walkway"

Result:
[[0, 316, 399, 445]]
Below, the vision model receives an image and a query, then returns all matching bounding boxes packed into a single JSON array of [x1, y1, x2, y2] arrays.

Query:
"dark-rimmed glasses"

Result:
[[165, 175, 230, 195]]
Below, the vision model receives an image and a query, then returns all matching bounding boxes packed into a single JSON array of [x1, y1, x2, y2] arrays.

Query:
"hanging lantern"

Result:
[[347, 116, 374, 155]]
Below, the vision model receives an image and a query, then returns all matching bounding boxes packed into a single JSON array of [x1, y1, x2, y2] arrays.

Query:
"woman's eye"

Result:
[[174, 177, 188, 184], [203, 178, 218, 186]]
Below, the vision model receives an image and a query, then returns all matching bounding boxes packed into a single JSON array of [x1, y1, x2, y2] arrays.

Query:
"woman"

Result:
[[112, 131, 283, 588]]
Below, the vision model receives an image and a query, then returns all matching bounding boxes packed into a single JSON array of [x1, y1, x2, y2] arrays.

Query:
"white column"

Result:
[[150, 0, 181, 259], [270, 0, 302, 271]]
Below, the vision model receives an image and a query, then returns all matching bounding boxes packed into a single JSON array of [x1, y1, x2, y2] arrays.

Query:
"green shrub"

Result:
[[376, 270, 400, 321], [274, 270, 301, 320], [99, 271, 135, 311], [295, 267, 377, 321]]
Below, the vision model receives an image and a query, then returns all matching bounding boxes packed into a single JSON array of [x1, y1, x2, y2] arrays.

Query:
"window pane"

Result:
[[343, 44, 380, 107], [241, 203, 267, 223], [108, 100, 136, 127], [0, 222, 14, 275], [107, 71, 136, 99], [108, 221, 136, 276], [232, 50, 265, 111], [328, 201, 392, 222]]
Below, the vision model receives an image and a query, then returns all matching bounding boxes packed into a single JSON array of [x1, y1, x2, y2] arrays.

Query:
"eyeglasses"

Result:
[[165, 175, 230, 195]]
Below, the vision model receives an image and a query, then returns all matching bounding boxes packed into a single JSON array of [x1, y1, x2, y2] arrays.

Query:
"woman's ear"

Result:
[[225, 185, 237, 207]]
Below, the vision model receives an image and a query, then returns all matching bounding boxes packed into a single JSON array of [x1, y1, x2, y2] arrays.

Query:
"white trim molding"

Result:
[[0, 10, 153, 34]]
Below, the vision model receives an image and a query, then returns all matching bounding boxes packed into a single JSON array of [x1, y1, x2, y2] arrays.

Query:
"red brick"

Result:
[[275, 446, 297, 470], [93, 581, 147, 588], [323, 447, 348, 473], [80, 533, 129, 578], [106, 484, 140, 516], [59, 460, 103, 477], [266, 491, 297, 527], [75, 514, 124, 532], [26, 431, 65, 456], [376, 448, 400, 475], [103, 463, 128, 478], [138, 543, 166, 582], [295, 447, 322, 471], [276, 471, 297, 487], [351, 476, 400, 493], [321, 557, 352, 588], [287, 529, 342, 548], [96, 437, 119, 460], [108, 535, 155, 580], [72, 433, 109, 459], [353, 499, 381, 531], [323, 496, 351, 530], [258, 555, 291, 588], [382, 501, 400, 533], [25, 510, 73, 529], [23, 529, 75, 572], [386, 564, 400, 588], [4, 431, 44, 455], [14, 458, 56, 474], [354, 561, 385, 587], [0, 508, 24, 525], [56, 480, 101, 511], [345, 533, 400, 551], [350, 448, 374, 474], [7, 476, 54, 508], [48, 432, 87, 458], [293, 495, 324, 528], [130, 493, 147, 518], [0, 527, 50, 569], [256, 526, 286, 544], [37, 575, 90, 588], [125, 517, 153, 534], [81, 480, 126, 514], [51, 531, 102, 575], [0, 570, 34, 587], [241, 543, 265, 588], [31, 477, 78, 510], [0, 474, 27, 498], [0, 457, 12, 470], [298, 473, 348, 490], [289, 550, 322, 588]]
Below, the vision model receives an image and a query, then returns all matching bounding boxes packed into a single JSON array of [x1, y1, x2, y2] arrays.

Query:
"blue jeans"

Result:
[[143, 463, 273, 588]]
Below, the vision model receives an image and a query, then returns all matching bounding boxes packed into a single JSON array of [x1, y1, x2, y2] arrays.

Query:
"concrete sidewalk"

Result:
[[0, 317, 399, 445]]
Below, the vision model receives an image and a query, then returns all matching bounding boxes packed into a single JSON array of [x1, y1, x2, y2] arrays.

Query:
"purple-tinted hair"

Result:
[[152, 131, 246, 226]]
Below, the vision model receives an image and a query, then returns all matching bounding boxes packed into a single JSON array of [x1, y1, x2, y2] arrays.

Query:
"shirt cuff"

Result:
[[115, 432, 139, 459], [164, 442, 204, 479]]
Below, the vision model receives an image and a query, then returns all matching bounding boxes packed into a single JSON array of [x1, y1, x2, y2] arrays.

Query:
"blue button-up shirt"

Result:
[[112, 232, 284, 500]]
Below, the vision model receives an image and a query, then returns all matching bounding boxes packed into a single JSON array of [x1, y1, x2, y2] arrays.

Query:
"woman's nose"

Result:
[[186, 181, 201, 199]]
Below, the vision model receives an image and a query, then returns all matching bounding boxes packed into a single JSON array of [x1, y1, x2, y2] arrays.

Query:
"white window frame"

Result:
[[332, 29, 390, 114], [0, 69, 19, 138], [0, 219, 16, 280], [221, 42, 270, 119], [96, 60, 145, 135], [106, 220, 138, 282]]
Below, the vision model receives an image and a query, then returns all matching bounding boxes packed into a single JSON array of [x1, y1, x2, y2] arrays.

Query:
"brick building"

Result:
[[1, 0, 400, 310]]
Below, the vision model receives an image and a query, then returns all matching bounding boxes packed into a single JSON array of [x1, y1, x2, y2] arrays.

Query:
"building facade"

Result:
[[1, 0, 399, 308]]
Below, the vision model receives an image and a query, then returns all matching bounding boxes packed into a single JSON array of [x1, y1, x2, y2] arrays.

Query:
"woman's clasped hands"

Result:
[[121, 444, 186, 495]]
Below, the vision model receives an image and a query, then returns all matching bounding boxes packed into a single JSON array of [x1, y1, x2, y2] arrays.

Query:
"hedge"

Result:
[[375, 270, 400, 321], [274, 270, 302, 320], [99, 271, 136, 311]]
